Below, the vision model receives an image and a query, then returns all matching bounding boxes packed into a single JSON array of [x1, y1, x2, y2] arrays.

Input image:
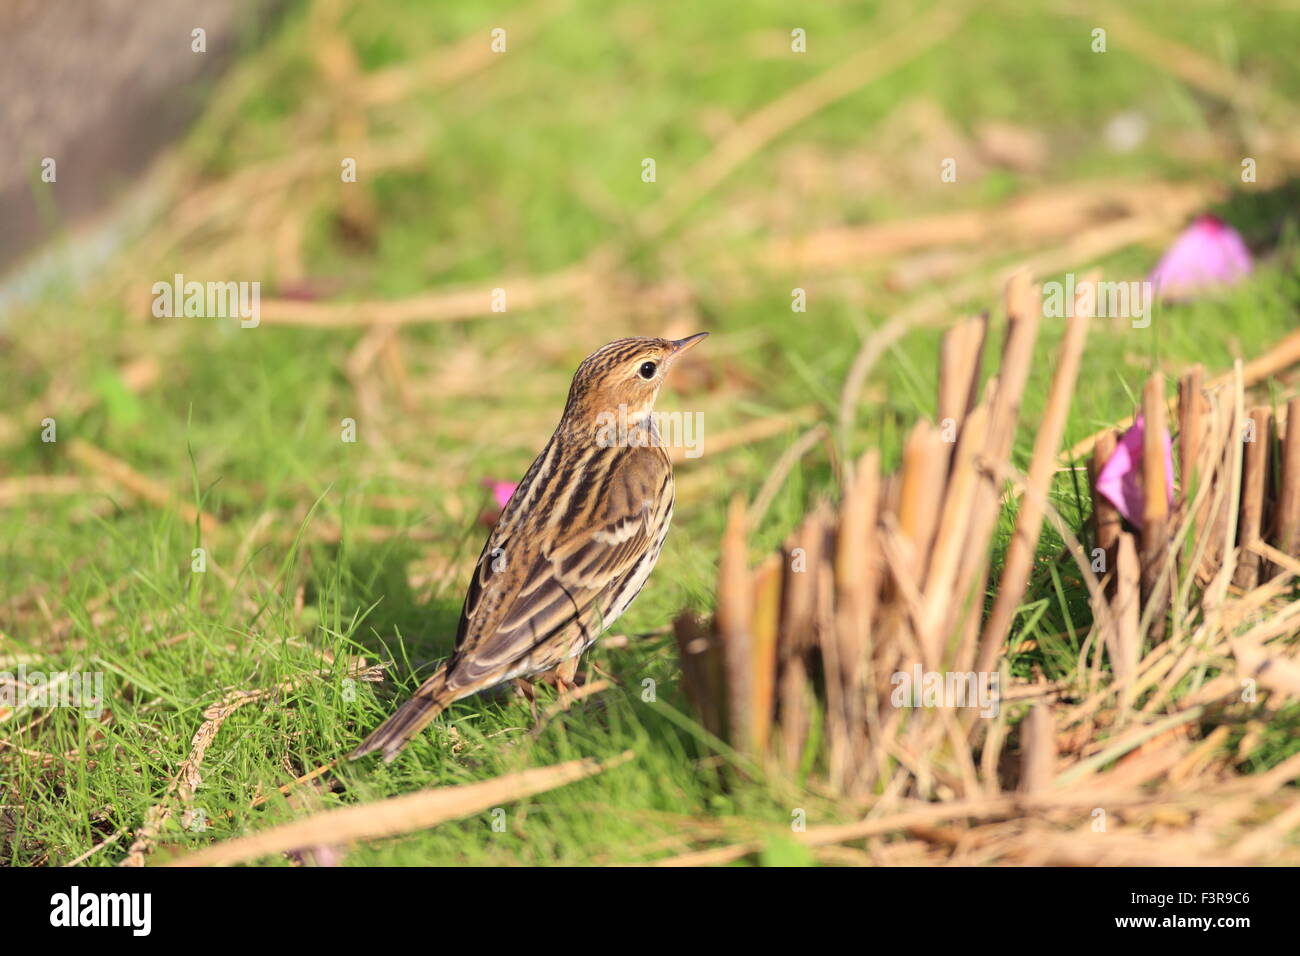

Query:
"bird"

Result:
[[351, 332, 708, 762]]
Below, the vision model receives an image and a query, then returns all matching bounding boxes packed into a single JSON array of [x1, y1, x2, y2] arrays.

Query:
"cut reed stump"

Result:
[[673, 270, 1300, 803], [1273, 397, 1300, 575], [1139, 374, 1172, 642], [672, 271, 1091, 797]]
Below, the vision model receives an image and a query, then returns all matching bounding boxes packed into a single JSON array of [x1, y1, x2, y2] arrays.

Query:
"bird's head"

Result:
[[562, 333, 708, 433]]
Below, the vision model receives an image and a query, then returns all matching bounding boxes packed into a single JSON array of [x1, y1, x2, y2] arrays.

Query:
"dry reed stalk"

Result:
[[977, 271, 1092, 675], [249, 760, 341, 809], [671, 612, 725, 738], [313, 8, 375, 242], [1230, 630, 1300, 698], [1195, 391, 1233, 586], [937, 314, 987, 445], [750, 555, 783, 755], [1177, 366, 1205, 512], [775, 502, 824, 769], [169, 752, 631, 867], [62, 830, 128, 868], [949, 273, 1040, 678], [527, 680, 612, 739], [672, 405, 820, 464], [764, 180, 1216, 272], [876, 516, 934, 673], [979, 663, 1010, 793], [1274, 397, 1300, 560], [918, 404, 990, 662], [648, 796, 1016, 867], [1112, 533, 1142, 712], [1233, 406, 1272, 588], [831, 451, 879, 791], [1166, 725, 1232, 785], [1017, 704, 1056, 795], [853, 457, 888, 793], [806, 509, 837, 738], [1139, 374, 1171, 642], [814, 544, 852, 786], [868, 541, 913, 716], [898, 422, 946, 556], [258, 268, 593, 327], [359, 0, 569, 106], [895, 422, 948, 667], [950, 567, 990, 689], [1091, 2, 1300, 127], [1177, 367, 1217, 591], [1170, 408, 1224, 616], [984, 271, 1042, 503], [1249, 542, 1300, 588], [878, 474, 900, 543], [716, 496, 755, 753], [124, 134, 430, 293], [1229, 799, 1300, 862], [0, 475, 111, 506], [1206, 364, 1248, 606], [636, 0, 974, 240], [68, 439, 220, 535], [775, 650, 810, 773], [1142, 591, 1268, 715]]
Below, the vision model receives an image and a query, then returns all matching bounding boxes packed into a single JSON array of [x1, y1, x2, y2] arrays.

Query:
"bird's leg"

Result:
[[553, 656, 580, 710], [512, 678, 540, 721]]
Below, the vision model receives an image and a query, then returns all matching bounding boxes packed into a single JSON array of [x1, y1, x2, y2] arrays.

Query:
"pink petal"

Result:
[[1149, 215, 1252, 301], [1095, 414, 1174, 528], [482, 479, 518, 510]]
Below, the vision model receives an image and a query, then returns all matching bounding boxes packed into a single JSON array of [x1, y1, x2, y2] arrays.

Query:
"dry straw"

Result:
[[672, 273, 1300, 864]]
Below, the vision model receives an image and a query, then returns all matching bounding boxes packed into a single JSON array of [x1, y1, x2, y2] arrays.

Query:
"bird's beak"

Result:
[[667, 332, 709, 355]]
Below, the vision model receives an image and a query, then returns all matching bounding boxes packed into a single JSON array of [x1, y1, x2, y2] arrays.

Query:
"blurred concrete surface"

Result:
[[0, 0, 283, 273]]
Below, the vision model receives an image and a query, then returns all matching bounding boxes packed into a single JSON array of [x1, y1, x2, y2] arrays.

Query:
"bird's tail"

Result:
[[349, 665, 453, 763]]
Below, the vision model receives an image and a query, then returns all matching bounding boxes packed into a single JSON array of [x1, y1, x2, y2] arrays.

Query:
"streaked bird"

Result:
[[351, 332, 707, 762]]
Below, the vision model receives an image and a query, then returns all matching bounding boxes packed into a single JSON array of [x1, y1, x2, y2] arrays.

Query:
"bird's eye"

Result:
[[638, 361, 658, 380]]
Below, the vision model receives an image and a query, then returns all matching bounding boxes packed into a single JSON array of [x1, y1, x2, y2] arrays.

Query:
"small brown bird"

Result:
[[351, 333, 707, 761]]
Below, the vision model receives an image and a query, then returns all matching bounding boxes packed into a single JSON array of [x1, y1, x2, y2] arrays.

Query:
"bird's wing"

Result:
[[447, 448, 669, 691]]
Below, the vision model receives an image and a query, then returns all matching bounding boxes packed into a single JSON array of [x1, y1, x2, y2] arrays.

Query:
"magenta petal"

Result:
[[482, 479, 518, 510], [1095, 414, 1174, 528], [1149, 215, 1252, 301]]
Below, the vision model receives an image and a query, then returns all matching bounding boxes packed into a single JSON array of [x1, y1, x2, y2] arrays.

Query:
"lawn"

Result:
[[3, 0, 1299, 866]]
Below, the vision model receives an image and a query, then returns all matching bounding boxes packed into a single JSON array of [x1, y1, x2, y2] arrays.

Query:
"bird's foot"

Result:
[[512, 678, 540, 722], [553, 656, 580, 710], [534, 656, 583, 699]]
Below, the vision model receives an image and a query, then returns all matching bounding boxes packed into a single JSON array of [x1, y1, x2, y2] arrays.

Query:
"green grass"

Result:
[[3, 0, 1300, 865]]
